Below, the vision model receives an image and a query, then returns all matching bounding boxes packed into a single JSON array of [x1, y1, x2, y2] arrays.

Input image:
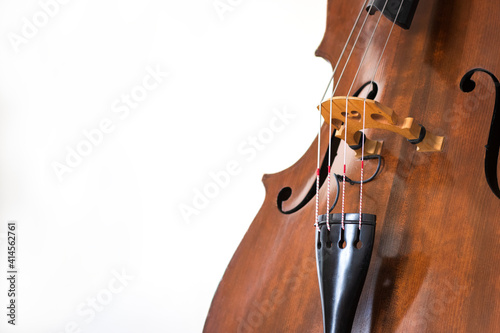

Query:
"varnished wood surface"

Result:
[[204, 0, 500, 332]]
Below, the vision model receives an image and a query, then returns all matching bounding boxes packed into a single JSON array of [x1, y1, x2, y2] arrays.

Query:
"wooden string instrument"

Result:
[[204, 0, 500, 331]]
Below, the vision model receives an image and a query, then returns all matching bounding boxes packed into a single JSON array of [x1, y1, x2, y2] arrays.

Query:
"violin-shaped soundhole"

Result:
[[460, 68, 500, 199], [277, 82, 378, 215]]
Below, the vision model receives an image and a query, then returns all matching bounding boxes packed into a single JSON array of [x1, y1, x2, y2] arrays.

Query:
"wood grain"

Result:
[[204, 0, 500, 331]]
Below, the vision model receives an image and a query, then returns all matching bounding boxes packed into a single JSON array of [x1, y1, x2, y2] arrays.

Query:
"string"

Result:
[[326, 80, 333, 231], [315, 0, 370, 232], [313, 0, 378, 230], [359, 99, 366, 229], [369, 1, 406, 84], [339, 0, 389, 230], [358, 0, 406, 229], [329, 3, 374, 100]]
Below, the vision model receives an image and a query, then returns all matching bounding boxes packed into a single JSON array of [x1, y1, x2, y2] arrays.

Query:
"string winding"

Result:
[[316, 0, 405, 231], [315, 0, 370, 231]]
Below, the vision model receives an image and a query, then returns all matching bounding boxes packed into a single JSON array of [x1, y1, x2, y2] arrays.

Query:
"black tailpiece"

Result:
[[316, 213, 376, 333]]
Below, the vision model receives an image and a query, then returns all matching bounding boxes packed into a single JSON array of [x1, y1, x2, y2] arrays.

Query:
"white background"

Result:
[[0, 0, 330, 332]]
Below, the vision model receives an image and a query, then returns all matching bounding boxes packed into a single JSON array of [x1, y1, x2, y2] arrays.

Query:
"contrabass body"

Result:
[[204, 0, 500, 332]]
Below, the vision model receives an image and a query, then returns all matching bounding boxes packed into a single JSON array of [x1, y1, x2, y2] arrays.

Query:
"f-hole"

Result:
[[460, 68, 500, 199], [277, 81, 378, 214], [353, 81, 378, 100]]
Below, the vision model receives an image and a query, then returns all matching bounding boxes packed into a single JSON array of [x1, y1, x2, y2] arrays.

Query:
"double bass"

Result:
[[204, 0, 500, 332]]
